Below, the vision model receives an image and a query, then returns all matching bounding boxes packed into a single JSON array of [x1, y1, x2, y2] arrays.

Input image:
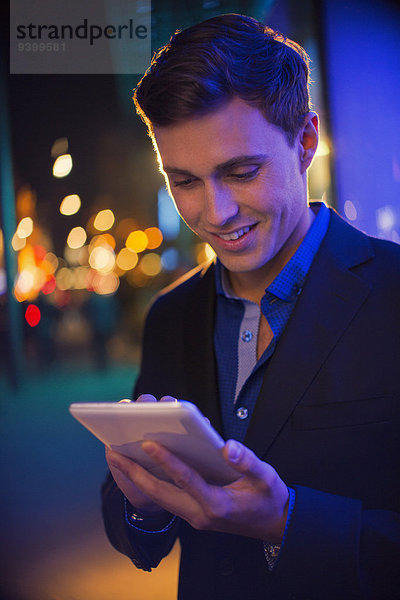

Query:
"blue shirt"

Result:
[[214, 202, 330, 442]]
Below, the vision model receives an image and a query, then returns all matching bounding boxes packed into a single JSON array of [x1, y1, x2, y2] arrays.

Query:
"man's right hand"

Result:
[[105, 394, 176, 517]]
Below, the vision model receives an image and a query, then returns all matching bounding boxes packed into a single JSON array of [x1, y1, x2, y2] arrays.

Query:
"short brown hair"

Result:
[[134, 14, 311, 146]]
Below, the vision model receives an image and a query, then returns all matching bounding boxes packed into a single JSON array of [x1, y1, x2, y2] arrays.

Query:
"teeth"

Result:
[[219, 226, 251, 241]]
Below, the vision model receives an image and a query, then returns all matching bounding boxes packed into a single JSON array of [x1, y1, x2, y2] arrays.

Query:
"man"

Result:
[[102, 14, 400, 599]]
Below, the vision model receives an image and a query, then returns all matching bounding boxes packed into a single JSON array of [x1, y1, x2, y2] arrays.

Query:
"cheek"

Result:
[[172, 196, 201, 230]]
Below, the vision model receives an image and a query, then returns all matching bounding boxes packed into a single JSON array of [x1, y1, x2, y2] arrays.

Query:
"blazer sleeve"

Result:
[[101, 471, 180, 571], [265, 486, 400, 599]]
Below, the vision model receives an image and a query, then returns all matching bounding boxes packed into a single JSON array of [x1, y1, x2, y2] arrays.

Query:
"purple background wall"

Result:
[[322, 0, 400, 241]]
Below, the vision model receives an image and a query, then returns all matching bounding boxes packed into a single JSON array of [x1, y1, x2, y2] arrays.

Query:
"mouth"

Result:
[[215, 225, 255, 241]]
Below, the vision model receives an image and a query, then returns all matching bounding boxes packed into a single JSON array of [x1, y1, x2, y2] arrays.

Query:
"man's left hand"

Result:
[[107, 438, 289, 544]]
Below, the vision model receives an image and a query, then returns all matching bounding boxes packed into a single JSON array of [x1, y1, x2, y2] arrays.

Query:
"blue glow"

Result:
[[157, 186, 180, 241], [161, 247, 180, 271]]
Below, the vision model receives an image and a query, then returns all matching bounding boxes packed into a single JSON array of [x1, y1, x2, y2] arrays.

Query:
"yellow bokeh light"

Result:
[[315, 139, 330, 157], [73, 266, 90, 289], [89, 246, 115, 273], [89, 234, 115, 252], [94, 209, 115, 232], [18, 245, 35, 272], [41, 259, 57, 275], [56, 267, 73, 290], [116, 247, 138, 271], [16, 217, 33, 239], [15, 269, 35, 294], [53, 154, 73, 178], [101, 233, 116, 250], [139, 253, 162, 277], [67, 226, 87, 249], [60, 194, 81, 216], [145, 227, 163, 249], [12, 233, 26, 251], [126, 230, 148, 253], [13, 262, 46, 302]]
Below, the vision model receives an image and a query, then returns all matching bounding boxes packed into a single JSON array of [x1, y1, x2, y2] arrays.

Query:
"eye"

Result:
[[229, 166, 260, 181], [171, 177, 197, 188]]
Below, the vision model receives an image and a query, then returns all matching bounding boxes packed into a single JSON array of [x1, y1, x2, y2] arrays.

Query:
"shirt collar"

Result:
[[215, 201, 330, 302]]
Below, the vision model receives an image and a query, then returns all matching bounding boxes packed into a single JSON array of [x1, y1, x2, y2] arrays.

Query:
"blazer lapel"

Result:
[[181, 262, 224, 435], [244, 211, 374, 458]]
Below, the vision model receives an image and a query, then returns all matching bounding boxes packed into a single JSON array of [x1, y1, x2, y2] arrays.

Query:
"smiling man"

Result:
[[101, 14, 400, 600]]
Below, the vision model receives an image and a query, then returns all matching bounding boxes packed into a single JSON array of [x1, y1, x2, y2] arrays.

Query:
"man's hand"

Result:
[[105, 394, 176, 517], [107, 435, 289, 543]]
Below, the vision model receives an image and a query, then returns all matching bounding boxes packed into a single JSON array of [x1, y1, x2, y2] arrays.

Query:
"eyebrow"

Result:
[[163, 154, 270, 177]]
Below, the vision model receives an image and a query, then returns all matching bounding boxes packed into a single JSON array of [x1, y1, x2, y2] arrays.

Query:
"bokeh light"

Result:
[[41, 277, 56, 295], [94, 209, 115, 232], [161, 247, 179, 271], [14, 269, 35, 299], [11, 233, 26, 251], [145, 227, 163, 250], [126, 230, 148, 253], [25, 304, 41, 327], [90, 271, 119, 295], [116, 247, 138, 271], [139, 253, 162, 277], [89, 246, 115, 273], [344, 200, 357, 221], [67, 227, 87, 249], [53, 154, 73, 178], [56, 267, 74, 291], [60, 194, 81, 216], [16, 217, 34, 239], [44, 252, 59, 272], [89, 234, 116, 252], [315, 138, 330, 157]]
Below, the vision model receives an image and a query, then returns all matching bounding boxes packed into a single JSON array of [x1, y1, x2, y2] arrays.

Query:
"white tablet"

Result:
[[69, 400, 239, 486]]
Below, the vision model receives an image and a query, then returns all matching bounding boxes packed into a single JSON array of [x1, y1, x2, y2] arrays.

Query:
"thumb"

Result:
[[223, 439, 265, 479]]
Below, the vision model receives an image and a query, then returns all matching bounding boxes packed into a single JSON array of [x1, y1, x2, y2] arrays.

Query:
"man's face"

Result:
[[154, 97, 317, 284]]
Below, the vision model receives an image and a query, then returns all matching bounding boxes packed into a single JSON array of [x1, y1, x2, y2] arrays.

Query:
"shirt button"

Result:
[[241, 330, 253, 342], [236, 407, 248, 420]]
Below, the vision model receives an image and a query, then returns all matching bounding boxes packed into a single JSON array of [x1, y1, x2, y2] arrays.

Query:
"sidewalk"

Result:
[[0, 363, 179, 600]]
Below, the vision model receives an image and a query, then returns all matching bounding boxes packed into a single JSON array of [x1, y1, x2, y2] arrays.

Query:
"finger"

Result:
[[160, 395, 178, 402], [223, 440, 275, 482], [142, 440, 211, 499], [136, 394, 157, 402], [107, 446, 202, 517], [118, 399, 131, 403]]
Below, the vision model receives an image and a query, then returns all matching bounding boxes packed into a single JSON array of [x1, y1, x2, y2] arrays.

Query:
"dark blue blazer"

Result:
[[102, 207, 400, 599]]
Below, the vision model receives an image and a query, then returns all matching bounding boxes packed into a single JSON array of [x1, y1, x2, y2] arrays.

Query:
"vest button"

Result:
[[236, 406, 248, 420], [241, 330, 253, 342]]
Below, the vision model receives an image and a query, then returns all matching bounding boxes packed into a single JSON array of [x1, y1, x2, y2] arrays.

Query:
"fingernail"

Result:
[[227, 440, 242, 462], [142, 440, 158, 456]]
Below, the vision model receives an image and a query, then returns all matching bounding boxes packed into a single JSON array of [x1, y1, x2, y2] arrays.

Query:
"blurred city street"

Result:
[[0, 363, 179, 600]]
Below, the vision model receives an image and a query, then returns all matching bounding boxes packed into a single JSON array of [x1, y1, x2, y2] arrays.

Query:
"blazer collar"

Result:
[[244, 209, 375, 457]]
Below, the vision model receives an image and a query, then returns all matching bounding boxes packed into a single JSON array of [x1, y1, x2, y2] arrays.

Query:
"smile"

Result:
[[217, 226, 252, 241]]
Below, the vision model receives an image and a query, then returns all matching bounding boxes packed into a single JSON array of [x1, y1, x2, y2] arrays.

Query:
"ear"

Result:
[[298, 112, 319, 174]]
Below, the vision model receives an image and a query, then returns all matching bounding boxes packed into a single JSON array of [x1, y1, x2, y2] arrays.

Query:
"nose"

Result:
[[203, 182, 239, 227]]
